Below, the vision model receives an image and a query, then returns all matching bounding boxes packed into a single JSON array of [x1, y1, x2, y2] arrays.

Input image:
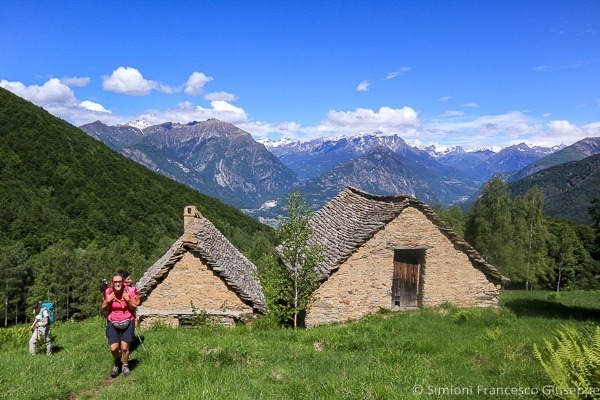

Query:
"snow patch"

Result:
[[260, 200, 278, 209], [120, 120, 152, 131]]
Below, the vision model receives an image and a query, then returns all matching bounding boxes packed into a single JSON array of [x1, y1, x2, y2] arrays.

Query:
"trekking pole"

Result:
[[135, 328, 147, 352]]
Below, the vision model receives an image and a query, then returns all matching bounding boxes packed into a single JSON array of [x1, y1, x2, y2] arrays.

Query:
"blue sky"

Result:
[[1, 1, 599, 149]]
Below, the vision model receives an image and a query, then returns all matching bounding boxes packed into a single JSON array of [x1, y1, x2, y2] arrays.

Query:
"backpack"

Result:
[[41, 302, 55, 323]]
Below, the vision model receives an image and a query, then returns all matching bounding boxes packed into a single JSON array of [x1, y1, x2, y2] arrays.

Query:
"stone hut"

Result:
[[136, 206, 266, 327], [305, 186, 507, 327]]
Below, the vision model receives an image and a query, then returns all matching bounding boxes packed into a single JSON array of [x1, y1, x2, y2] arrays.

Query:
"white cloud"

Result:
[[137, 100, 249, 125], [204, 91, 238, 102], [309, 106, 419, 136], [534, 61, 589, 72], [1, 78, 76, 103], [583, 122, 600, 136], [546, 120, 583, 137], [356, 80, 371, 92], [426, 111, 541, 137], [461, 102, 479, 108], [60, 77, 91, 87], [239, 120, 302, 138], [80, 100, 111, 114], [102, 66, 179, 96], [523, 120, 593, 147], [0, 78, 123, 126], [184, 71, 214, 95], [156, 83, 181, 94], [442, 110, 464, 117], [385, 67, 411, 79], [4, 74, 597, 150], [437, 96, 453, 102], [542, 113, 552, 118]]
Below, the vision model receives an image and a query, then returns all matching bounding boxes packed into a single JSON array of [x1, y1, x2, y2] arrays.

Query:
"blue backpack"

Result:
[[41, 302, 55, 323]]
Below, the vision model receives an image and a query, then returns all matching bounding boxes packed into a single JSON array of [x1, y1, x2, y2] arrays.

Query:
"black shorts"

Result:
[[106, 319, 135, 345]]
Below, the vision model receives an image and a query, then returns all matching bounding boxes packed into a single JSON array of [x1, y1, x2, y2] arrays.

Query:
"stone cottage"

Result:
[[304, 186, 507, 327], [136, 206, 265, 327]]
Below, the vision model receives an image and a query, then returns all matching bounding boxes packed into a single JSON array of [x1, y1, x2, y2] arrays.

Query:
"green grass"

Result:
[[2, 290, 599, 399]]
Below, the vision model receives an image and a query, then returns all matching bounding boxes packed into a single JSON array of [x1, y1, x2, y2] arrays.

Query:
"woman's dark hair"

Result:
[[32, 301, 42, 311]]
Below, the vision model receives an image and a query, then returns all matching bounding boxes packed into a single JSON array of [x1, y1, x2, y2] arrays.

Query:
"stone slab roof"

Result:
[[137, 211, 266, 311], [309, 186, 507, 283]]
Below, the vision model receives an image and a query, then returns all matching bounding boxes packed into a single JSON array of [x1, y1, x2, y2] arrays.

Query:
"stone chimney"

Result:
[[183, 206, 198, 232]]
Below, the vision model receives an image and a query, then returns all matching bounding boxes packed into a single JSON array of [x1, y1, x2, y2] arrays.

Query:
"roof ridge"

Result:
[[137, 212, 266, 311], [310, 187, 507, 283]]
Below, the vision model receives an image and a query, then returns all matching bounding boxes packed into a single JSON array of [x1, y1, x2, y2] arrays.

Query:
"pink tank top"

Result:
[[104, 286, 136, 322]]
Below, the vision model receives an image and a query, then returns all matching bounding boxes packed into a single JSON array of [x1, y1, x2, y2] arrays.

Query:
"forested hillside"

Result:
[[508, 154, 600, 224], [0, 88, 275, 325]]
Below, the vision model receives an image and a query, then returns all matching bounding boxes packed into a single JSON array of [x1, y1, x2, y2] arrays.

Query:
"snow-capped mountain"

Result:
[[120, 120, 152, 131], [266, 132, 433, 180], [80, 118, 568, 221]]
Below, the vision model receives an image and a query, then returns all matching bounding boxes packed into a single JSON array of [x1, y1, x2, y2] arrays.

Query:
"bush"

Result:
[[547, 292, 561, 302], [251, 314, 284, 331], [0, 326, 29, 350]]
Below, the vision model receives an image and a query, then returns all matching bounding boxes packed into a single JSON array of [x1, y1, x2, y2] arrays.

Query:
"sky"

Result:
[[1, 1, 599, 149]]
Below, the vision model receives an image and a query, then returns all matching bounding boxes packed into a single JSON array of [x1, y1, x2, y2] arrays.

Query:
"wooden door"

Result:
[[392, 250, 421, 307]]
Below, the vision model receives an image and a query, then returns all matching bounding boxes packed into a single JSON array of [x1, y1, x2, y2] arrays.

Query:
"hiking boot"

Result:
[[122, 364, 131, 376], [110, 360, 121, 378]]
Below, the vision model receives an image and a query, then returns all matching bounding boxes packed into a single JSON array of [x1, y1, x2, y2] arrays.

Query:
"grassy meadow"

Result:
[[1, 290, 599, 399]]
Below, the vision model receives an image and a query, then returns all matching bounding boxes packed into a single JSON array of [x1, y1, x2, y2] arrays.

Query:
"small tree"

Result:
[[258, 192, 323, 328]]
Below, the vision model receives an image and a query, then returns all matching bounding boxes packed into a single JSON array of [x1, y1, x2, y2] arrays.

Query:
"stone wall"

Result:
[[141, 251, 253, 314], [305, 206, 499, 326]]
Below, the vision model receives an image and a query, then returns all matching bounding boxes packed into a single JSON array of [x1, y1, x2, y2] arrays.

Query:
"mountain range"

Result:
[[79, 119, 600, 224], [81, 119, 298, 210]]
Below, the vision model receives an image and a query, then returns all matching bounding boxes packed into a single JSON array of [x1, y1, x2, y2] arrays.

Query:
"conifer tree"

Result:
[[0, 242, 31, 326]]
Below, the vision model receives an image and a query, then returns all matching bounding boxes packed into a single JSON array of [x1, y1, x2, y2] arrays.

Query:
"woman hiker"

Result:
[[102, 272, 138, 377], [28, 301, 52, 355]]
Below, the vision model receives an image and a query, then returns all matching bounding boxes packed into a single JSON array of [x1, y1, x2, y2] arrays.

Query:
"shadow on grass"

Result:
[[129, 332, 146, 354], [503, 299, 600, 321]]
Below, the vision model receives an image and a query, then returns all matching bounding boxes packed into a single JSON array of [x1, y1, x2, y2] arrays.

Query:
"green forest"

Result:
[[0, 88, 275, 325], [434, 177, 600, 291]]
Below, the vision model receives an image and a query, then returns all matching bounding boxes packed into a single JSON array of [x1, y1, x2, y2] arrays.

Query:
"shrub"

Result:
[[0, 326, 29, 350], [185, 302, 211, 327], [547, 292, 561, 302], [251, 314, 283, 331]]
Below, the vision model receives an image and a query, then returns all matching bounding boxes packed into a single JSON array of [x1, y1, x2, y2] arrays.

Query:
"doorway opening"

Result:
[[392, 248, 425, 308]]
